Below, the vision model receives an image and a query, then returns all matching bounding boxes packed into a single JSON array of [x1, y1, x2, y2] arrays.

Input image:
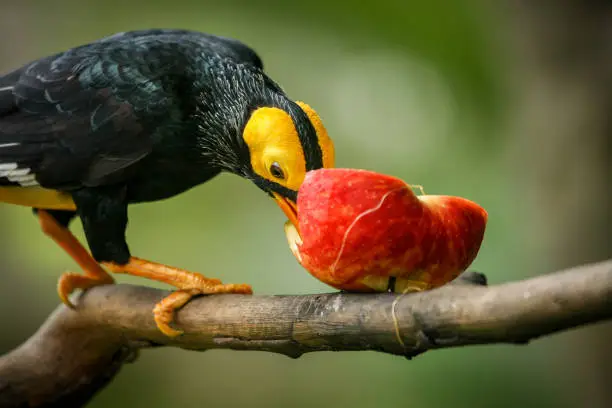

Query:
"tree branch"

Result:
[[1, 260, 612, 407]]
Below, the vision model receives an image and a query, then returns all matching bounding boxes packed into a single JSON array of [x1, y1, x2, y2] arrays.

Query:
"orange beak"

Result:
[[273, 193, 299, 231]]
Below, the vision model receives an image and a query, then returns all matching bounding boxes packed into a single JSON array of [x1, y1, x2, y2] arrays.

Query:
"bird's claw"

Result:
[[57, 271, 113, 309], [154, 284, 253, 337]]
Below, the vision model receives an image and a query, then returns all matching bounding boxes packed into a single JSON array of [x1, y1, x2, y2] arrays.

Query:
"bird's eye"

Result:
[[269, 162, 285, 180]]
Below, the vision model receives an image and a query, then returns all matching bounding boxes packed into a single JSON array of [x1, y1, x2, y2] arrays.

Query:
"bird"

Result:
[[0, 29, 335, 336]]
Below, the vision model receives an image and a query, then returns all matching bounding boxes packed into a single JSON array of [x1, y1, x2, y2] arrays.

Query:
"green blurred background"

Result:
[[1, 1, 611, 407]]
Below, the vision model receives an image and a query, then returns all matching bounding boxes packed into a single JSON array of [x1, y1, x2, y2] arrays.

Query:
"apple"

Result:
[[284, 168, 488, 293]]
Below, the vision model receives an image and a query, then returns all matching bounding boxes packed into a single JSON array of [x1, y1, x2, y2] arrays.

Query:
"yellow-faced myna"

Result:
[[0, 29, 335, 336]]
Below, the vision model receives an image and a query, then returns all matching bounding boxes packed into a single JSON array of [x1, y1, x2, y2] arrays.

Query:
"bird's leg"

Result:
[[38, 210, 114, 308], [69, 187, 252, 337], [103, 257, 253, 337]]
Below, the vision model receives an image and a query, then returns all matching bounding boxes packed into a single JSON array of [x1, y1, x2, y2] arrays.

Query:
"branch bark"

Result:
[[1, 260, 612, 407]]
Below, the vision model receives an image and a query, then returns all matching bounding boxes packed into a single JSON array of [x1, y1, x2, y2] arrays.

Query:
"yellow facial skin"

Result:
[[242, 102, 335, 192]]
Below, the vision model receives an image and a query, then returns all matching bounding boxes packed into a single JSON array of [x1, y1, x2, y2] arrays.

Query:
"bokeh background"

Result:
[[1, 1, 611, 407]]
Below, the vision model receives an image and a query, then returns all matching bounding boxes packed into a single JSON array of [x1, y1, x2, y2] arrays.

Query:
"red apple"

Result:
[[284, 168, 488, 293]]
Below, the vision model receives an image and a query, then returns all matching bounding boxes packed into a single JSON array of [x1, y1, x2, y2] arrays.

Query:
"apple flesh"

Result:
[[284, 168, 488, 293]]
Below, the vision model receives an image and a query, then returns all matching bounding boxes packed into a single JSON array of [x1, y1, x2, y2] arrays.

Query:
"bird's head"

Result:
[[240, 100, 335, 227], [195, 62, 334, 226]]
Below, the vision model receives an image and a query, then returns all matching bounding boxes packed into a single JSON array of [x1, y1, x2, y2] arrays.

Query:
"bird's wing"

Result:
[[0, 39, 189, 191], [0, 29, 266, 194]]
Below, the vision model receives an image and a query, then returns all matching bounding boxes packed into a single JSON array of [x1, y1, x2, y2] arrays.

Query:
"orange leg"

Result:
[[104, 257, 253, 337], [39, 210, 251, 336], [38, 210, 114, 308]]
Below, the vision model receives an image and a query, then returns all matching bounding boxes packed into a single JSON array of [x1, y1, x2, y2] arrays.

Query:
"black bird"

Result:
[[0, 29, 335, 336]]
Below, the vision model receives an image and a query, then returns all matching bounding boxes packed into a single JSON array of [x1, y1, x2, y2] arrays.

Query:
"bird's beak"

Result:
[[272, 193, 299, 230]]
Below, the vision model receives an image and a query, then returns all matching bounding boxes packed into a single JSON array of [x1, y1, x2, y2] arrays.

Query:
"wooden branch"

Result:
[[1, 260, 612, 407]]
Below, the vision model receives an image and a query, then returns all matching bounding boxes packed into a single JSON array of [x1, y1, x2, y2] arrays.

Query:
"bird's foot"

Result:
[[57, 270, 114, 308], [153, 283, 252, 337], [103, 257, 252, 337]]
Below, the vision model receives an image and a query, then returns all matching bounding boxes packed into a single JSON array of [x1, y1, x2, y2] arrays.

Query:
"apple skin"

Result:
[[285, 168, 488, 293]]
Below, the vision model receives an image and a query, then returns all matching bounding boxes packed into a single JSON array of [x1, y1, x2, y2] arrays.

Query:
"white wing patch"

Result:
[[0, 143, 19, 148], [0, 163, 18, 171], [0, 86, 14, 92], [0, 163, 39, 187]]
